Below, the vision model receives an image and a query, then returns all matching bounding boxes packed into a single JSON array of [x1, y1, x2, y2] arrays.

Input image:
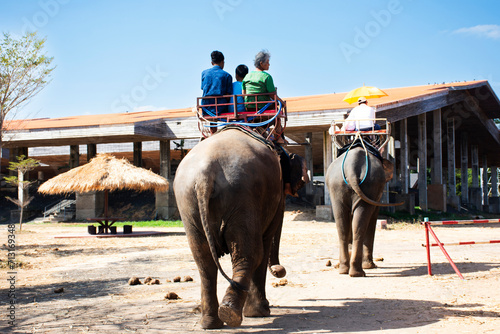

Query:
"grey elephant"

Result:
[[325, 142, 402, 277], [173, 128, 307, 329]]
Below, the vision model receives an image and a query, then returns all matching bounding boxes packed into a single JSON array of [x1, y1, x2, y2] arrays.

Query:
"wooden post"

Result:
[[323, 131, 333, 206], [159, 140, 171, 179], [432, 108, 443, 184], [491, 167, 499, 197], [482, 154, 489, 208], [87, 144, 97, 162], [471, 145, 479, 187], [305, 132, 314, 196], [384, 124, 396, 210], [388, 122, 397, 188], [418, 113, 428, 211], [400, 118, 409, 194], [470, 144, 481, 210], [69, 145, 79, 169], [133, 142, 142, 167], [9, 148, 19, 176], [155, 140, 174, 219], [460, 133, 469, 206], [447, 118, 458, 208]]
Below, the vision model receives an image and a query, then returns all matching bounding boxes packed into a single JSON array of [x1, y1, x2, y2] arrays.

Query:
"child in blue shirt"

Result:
[[230, 64, 249, 112]]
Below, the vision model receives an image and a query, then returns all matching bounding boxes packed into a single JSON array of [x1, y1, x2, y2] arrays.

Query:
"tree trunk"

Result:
[[19, 206, 24, 231]]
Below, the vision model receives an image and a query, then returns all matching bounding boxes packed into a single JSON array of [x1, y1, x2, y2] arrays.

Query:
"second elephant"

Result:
[[326, 143, 402, 277]]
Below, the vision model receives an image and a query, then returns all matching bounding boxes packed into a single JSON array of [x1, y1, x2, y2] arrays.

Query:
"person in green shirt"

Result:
[[242, 50, 294, 197], [242, 50, 276, 111]]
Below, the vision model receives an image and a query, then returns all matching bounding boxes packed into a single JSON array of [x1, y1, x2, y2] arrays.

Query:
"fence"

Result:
[[421, 218, 500, 279]]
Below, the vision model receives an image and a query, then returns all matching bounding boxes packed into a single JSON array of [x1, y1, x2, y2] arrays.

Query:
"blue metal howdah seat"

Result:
[[196, 92, 287, 140]]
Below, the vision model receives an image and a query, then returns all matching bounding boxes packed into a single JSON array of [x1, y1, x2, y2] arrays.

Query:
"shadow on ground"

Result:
[[371, 261, 499, 278]]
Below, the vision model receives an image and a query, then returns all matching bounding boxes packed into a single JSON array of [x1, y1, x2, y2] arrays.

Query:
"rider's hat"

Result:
[[358, 97, 367, 104]]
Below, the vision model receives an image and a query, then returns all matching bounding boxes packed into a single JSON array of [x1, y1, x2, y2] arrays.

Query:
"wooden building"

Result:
[[2, 80, 500, 218]]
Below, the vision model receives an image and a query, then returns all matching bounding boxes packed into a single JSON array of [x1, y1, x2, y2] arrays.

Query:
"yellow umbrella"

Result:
[[342, 84, 388, 104]]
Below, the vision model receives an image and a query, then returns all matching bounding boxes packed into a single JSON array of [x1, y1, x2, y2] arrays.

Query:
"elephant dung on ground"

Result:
[[326, 143, 403, 277], [173, 128, 307, 329]]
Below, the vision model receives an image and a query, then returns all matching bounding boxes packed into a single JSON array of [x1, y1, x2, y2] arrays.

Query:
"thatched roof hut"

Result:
[[38, 154, 168, 217], [38, 153, 168, 194]]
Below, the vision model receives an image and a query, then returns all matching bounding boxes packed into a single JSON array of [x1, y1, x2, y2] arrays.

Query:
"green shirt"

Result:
[[242, 71, 276, 111]]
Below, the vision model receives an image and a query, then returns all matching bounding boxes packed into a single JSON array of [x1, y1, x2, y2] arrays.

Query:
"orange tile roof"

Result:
[[4, 81, 488, 131], [4, 107, 194, 131], [285, 80, 488, 112]]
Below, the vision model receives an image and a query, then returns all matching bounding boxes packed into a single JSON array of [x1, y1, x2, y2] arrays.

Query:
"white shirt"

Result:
[[344, 103, 376, 130]]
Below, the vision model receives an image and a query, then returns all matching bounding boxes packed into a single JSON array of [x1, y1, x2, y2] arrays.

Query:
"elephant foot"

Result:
[[349, 268, 366, 277], [200, 315, 223, 329], [338, 263, 349, 275], [362, 261, 377, 269], [269, 264, 286, 278], [244, 299, 270, 317], [219, 286, 246, 327], [218, 304, 242, 327]]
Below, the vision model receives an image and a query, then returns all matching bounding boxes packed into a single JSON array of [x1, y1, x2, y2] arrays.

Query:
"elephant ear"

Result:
[[382, 159, 394, 183], [289, 153, 309, 195]]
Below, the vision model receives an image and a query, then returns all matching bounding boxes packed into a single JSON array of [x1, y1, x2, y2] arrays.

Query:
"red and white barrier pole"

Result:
[[425, 240, 500, 247], [422, 217, 464, 280], [426, 219, 500, 225], [424, 218, 432, 276]]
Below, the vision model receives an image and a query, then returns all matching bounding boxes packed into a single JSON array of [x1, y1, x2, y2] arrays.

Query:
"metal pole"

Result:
[[426, 222, 464, 279], [424, 217, 432, 276]]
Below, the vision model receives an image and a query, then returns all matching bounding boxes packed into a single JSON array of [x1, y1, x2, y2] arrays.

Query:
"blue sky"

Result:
[[2, 0, 500, 120]]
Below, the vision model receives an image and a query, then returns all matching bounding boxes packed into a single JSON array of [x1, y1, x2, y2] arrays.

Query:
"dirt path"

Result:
[[1, 210, 500, 333]]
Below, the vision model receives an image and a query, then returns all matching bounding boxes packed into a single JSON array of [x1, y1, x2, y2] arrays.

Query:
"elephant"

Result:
[[173, 127, 308, 329], [325, 141, 403, 277]]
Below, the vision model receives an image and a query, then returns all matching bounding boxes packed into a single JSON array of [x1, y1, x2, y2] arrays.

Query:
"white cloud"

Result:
[[453, 24, 500, 40]]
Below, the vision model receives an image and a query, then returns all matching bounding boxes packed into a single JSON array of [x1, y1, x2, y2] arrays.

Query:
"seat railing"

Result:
[[196, 92, 287, 139]]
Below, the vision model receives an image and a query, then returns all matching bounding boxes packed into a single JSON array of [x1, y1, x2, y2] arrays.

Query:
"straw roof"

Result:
[[38, 153, 168, 194]]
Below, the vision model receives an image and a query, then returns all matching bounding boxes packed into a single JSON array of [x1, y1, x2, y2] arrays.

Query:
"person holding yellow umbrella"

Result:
[[342, 84, 387, 131], [343, 97, 380, 131]]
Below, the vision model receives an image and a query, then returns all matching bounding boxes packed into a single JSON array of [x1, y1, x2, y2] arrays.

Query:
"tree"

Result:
[[0, 31, 55, 150], [4, 155, 40, 230]]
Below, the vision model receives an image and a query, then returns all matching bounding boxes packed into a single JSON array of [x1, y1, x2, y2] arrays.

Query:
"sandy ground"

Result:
[[1, 209, 500, 333]]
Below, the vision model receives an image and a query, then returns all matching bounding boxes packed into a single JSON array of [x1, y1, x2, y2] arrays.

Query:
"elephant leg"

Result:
[[219, 223, 263, 327], [333, 204, 351, 275], [184, 224, 223, 329], [243, 264, 271, 317], [362, 207, 380, 269], [244, 235, 274, 318], [349, 207, 372, 277]]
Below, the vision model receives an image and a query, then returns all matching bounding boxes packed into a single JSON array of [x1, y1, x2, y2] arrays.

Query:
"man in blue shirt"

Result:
[[201, 51, 233, 115]]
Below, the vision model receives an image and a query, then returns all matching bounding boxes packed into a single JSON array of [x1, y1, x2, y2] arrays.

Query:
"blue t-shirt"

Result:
[[230, 81, 245, 112], [201, 65, 233, 114]]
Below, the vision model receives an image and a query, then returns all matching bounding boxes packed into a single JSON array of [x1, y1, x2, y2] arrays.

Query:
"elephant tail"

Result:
[[349, 177, 405, 207], [268, 198, 287, 278], [195, 177, 248, 292]]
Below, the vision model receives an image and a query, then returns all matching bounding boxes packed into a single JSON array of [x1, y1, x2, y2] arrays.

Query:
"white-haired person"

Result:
[[242, 50, 294, 196], [242, 49, 276, 112]]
